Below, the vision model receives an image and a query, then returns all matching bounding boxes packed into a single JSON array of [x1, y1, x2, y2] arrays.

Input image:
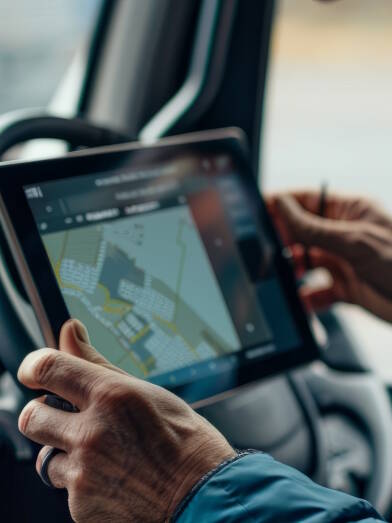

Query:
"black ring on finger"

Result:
[[39, 447, 61, 489]]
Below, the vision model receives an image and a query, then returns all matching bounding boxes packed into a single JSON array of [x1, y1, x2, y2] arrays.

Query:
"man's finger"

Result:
[[279, 190, 334, 216], [290, 245, 348, 277], [60, 319, 106, 364], [275, 195, 357, 258], [268, 190, 355, 219], [289, 244, 309, 277], [300, 285, 339, 312], [290, 246, 349, 310], [288, 244, 343, 281], [37, 446, 70, 489], [17, 348, 106, 408], [267, 192, 320, 216], [18, 398, 75, 450], [59, 320, 128, 376]]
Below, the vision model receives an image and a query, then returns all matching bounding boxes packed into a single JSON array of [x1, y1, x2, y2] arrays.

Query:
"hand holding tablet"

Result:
[[18, 319, 235, 520]]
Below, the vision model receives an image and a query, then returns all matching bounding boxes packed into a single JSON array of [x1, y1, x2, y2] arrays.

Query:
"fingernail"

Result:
[[17, 348, 54, 386], [72, 320, 90, 344]]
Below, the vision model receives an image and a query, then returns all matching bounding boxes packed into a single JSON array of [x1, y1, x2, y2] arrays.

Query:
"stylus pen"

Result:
[[303, 182, 328, 272], [318, 182, 328, 219]]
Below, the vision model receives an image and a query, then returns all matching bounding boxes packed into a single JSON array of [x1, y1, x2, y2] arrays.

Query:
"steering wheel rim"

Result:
[[0, 108, 131, 159]]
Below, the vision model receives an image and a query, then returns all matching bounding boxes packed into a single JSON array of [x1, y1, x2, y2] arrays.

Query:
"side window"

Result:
[[261, 0, 392, 211], [0, 0, 101, 115]]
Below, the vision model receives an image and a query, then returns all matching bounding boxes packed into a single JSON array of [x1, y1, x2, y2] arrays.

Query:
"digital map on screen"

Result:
[[42, 205, 241, 379]]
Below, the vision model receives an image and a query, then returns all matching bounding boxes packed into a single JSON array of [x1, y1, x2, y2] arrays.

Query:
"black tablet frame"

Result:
[[0, 129, 319, 404]]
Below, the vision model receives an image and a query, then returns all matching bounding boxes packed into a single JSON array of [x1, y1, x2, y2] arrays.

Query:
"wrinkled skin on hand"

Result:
[[267, 191, 392, 323], [18, 320, 235, 523]]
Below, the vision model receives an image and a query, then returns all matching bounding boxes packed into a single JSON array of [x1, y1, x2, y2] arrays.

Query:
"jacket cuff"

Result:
[[171, 450, 257, 522]]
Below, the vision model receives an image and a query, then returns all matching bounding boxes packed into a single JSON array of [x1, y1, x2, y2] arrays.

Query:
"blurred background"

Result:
[[1, 0, 391, 211], [0, 0, 100, 114], [0, 0, 391, 377], [262, 0, 392, 212]]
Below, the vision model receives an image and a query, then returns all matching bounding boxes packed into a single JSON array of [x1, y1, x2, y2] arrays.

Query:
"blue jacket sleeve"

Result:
[[174, 452, 384, 523]]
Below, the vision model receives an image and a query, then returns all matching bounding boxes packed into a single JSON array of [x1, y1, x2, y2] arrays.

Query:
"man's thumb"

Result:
[[59, 319, 128, 375], [59, 319, 105, 364]]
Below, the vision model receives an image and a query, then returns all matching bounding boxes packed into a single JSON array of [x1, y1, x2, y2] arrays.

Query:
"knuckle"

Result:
[[107, 385, 131, 405], [33, 352, 58, 387], [72, 468, 86, 492], [108, 386, 147, 421], [79, 422, 107, 453], [71, 465, 91, 495], [95, 379, 131, 408], [83, 372, 110, 402], [89, 376, 110, 402]]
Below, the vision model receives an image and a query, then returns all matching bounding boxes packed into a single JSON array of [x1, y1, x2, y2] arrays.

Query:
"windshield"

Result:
[[262, 0, 392, 211], [0, 0, 101, 114]]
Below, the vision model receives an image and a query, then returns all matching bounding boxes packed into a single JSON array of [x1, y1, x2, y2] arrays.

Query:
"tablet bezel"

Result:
[[0, 129, 319, 404]]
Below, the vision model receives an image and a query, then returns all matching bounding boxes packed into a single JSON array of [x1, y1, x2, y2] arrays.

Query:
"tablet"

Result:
[[0, 129, 318, 404]]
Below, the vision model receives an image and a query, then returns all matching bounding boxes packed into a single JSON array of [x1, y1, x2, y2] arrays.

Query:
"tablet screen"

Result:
[[23, 151, 302, 392]]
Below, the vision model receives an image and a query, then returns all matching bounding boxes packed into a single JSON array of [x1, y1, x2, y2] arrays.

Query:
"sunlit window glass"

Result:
[[262, 0, 392, 211], [0, 0, 101, 114]]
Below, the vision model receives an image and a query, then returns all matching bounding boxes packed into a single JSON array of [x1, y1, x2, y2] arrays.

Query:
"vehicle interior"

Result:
[[1, 1, 392, 521]]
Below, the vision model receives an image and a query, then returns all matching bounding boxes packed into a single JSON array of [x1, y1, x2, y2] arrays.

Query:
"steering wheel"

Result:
[[0, 109, 131, 384], [0, 110, 391, 519]]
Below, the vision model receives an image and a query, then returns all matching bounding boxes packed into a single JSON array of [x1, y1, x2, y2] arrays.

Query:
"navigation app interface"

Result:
[[44, 206, 241, 379], [25, 153, 300, 388]]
